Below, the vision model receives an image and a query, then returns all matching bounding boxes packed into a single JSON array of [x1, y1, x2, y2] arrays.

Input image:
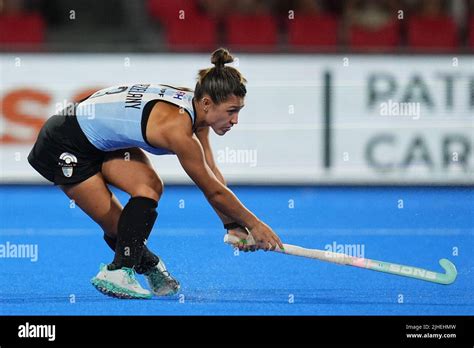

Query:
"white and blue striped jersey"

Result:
[[75, 84, 195, 155]]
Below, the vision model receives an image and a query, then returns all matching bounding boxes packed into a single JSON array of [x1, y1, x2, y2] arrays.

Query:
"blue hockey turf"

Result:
[[0, 185, 473, 315]]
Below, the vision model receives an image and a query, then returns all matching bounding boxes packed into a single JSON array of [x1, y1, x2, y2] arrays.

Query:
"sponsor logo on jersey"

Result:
[[173, 91, 186, 100]]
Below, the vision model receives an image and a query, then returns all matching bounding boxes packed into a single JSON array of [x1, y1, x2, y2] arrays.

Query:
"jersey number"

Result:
[[89, 86, 128, 99]]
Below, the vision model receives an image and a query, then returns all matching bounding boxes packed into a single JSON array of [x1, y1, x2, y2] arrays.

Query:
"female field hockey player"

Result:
[[27, 48, 283, 299]]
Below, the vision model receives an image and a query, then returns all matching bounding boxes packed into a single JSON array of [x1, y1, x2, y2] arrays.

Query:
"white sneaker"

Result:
[[91, 263, 152, 299], [144, 259, 180, 296]]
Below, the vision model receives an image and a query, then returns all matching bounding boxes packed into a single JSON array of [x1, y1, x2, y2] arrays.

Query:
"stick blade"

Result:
[[437, 258, 457, 285]]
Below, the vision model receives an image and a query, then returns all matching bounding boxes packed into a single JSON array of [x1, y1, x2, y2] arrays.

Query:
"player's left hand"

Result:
[[227, 227, 257, 252]]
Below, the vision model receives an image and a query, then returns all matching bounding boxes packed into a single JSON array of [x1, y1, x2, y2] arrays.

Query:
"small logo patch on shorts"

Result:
[[58, 152, 77, 177]]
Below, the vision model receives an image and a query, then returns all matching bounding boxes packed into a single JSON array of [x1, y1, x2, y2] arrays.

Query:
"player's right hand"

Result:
[[249, 221, 284, 251]]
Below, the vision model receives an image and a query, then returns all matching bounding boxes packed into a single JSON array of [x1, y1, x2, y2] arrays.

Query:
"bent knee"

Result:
[[131, 176, 163, 201]]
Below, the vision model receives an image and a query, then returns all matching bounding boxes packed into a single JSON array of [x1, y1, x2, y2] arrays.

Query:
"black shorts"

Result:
[[28, 106, 107, 185]]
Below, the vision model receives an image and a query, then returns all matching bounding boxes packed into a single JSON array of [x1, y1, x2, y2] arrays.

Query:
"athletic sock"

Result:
[[103, 233, 160, 274], [109, 196, 158, 270]]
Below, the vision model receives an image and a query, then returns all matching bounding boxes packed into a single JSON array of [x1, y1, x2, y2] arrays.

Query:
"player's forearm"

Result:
[[207, 187, 259, 229], [210, 166, 233, 225]]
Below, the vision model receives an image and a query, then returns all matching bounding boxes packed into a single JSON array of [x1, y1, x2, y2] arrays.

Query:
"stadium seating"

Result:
[[0, 13, 45, 46], [349, 20, 400, 51], [469, 17, 474, 48], [225, 14, 278, 51], [407, 16, 458, 51], [287, 15, 338, 51], [0, 2, 470, 53], [148, 0, 199, 25], [165, 14, 218, 51]]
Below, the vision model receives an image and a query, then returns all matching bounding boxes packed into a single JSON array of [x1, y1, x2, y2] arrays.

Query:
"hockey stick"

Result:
[[224, 234, 457, 285]]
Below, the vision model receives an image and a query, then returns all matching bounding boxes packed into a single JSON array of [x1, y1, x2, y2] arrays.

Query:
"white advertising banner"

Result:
[[0, 54, 472, 184]]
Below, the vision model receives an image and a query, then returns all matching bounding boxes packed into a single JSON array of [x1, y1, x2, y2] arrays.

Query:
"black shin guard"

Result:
[[103, 233, 160, 274], [110, 196, 158, 270]]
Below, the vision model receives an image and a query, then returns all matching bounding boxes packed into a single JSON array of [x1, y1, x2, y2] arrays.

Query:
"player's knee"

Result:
[[154, 176, 164, 197], [131, 176, 163, 201]]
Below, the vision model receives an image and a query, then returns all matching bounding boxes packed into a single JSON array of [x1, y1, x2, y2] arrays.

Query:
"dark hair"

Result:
[[194, 48, 247, 104]]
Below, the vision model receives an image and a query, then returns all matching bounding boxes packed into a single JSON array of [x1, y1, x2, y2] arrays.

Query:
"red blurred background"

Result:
[[0, 0, 473, 53]]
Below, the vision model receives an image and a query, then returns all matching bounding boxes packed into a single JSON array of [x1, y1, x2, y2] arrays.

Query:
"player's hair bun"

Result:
[[195, 48, 246, 104], [211, 48, 234, 69]]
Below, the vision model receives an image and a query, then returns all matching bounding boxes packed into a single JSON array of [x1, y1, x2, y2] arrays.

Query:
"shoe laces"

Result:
[[150, 267, 177, 286], [161, 270, 172, 278], [123, 268, 138, 284]]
